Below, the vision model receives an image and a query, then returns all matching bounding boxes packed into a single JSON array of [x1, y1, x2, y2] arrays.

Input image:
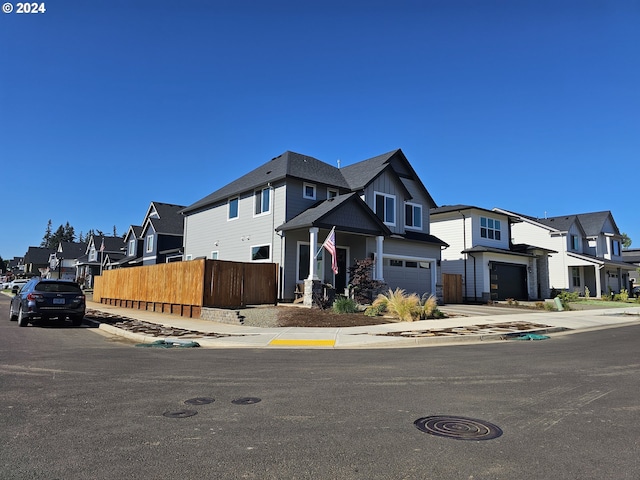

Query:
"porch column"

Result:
[[375, 235, 384, 281], [308, 227, 320, 281], [595, 265, 603, 299]]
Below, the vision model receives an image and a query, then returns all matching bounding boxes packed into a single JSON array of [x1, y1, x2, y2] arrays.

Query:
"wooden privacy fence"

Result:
[[442, 273, 463, 304], [93, 259, 278, 318]]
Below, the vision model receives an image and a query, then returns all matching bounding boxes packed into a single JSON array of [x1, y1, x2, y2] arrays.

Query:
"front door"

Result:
[[334, 248, 347, 294]]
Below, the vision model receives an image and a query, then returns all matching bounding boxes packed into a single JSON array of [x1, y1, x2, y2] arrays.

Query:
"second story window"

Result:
[[480, 217, 501, 240], [405, 203, 422, 229], [146, 235, 154, 253], [303, 183, 316, 200], [327, 189, 338, 199], [612, 240, 621, 256], [375, 192, 396, 226], [255, 187, 271, 215], [570, 234, 580, 251], [228, 197, 239, 220], [128, 239, 135, 256]]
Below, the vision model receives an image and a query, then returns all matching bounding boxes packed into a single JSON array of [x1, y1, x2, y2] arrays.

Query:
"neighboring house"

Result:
[[622, 249, 640, 285], [430, 205, 554, 302], [117, 225, 144, 268], [46, 241, 87, 280], [8, 257, 24, 275], [138, 202, 186, 265], [495, 209, 635, 297], [181, 149, 447, 303], [22, 247, 55, 277], [75, 235, 125, 288]]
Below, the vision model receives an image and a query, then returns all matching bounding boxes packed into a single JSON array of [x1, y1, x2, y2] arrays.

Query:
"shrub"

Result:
[[348, 258, 385, 304], [373, 288, 420, 322], [557, 291, 579, 310], [419, 294, 442, 319], [364, 304, 386, 317], [617, 289, 629, 302], [332, 296, 359, 314]]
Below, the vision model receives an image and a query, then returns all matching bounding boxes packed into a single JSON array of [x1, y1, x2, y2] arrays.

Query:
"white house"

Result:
[[494, 209, 634, 298], [430, 205, 553, 302]]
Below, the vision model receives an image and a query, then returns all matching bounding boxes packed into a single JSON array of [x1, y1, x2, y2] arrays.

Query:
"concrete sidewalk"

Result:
[[84, 301, 640, 349]]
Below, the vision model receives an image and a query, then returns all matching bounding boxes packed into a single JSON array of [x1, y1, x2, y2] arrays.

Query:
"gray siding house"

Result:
[[182, 149, 447, 303]]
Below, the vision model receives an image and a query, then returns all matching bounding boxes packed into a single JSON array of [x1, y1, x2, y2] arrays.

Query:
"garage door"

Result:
[[490, 263, 527, 301], [384, 259, 432, 297]]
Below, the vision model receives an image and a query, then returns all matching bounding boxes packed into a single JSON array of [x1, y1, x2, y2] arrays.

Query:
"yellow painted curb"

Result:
[[269, 339, 336, 347]]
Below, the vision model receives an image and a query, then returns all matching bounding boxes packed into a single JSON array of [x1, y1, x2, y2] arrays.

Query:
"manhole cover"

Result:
[[163, 409, 198, 418], [414, 415, 502, 440], [185, 397, 215, 405], [232, 397, 261, 405]]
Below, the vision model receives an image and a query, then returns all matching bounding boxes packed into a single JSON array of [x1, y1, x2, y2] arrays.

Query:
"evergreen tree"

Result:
[[41, 220, 53, 248], [63, 222, 76, 243]]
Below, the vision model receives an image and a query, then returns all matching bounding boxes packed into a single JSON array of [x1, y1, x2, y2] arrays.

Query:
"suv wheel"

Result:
[[71, 315, 84, 327], [17, 307, 29, 327], [9, 305, 17, 321]]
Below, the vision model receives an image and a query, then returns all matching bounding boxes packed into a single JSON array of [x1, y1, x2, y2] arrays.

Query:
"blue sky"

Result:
[[1, 0, 638, 260]]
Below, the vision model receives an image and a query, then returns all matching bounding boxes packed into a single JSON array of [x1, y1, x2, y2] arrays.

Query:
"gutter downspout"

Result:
[[468, 252, 478, 302], [459, 211, 467, 301]]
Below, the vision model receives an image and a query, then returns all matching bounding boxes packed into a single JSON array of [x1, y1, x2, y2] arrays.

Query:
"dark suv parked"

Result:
[[9, 278, 86, 327]]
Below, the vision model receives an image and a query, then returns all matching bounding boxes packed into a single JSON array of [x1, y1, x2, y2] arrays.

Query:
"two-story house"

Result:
[[181, 149, 447, 303], [139, 202, 185, 265], [75, 235, 125, 288], [46, 241, 87, 280], [117, 225, 144, 268], [430, 205, 554, 302], [22, 247, 55, 277], [494, 209, 635, 297]]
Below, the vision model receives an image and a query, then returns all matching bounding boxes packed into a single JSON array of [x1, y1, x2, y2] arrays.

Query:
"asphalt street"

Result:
[[1, 294, 639, 480]]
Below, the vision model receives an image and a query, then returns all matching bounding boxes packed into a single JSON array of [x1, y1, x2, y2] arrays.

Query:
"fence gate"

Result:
[[442, 273, 463, 304]]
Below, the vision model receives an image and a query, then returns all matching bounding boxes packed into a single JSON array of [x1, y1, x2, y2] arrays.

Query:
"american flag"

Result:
[[100, 238, 105, 252], [322, 227, 338, 274]]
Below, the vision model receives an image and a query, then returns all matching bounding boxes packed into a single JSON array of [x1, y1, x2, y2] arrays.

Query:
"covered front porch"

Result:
[[566, 252, 635, 298]]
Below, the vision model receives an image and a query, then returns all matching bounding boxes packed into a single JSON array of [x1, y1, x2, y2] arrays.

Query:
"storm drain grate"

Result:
[[184, 397, 215, 405], [414, 415, 502, 441], [231, 397, 261, 405], [163, 409, 198, 419]]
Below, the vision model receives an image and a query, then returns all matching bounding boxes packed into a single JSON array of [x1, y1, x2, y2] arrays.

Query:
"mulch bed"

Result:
[[276, 307, 396, 327]]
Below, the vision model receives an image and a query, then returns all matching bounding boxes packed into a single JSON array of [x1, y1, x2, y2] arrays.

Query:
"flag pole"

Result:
[[314, 226, 335, 259]]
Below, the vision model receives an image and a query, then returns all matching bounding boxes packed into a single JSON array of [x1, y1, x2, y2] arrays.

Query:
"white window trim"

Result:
[[327, 188, 338, 199], [480, 216, 502, 241], [250, 243, 272, 262], [254, 187, 271, 217], [303, 182, 316, 200], [374, 191, 396, 226], [128, 239, 136, 256], [404, 201, 423, 230], [146, 235, 154, 253], [186, 254, 193, 261], [228, 197, 239, 221], [210, 250, 219, 260]]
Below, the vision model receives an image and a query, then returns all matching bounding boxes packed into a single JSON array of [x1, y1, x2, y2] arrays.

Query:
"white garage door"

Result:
[[383, 259, 432, 297]]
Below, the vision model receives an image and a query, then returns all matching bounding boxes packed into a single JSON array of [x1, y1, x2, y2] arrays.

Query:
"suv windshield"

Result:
[[35, 282, 82, 293]]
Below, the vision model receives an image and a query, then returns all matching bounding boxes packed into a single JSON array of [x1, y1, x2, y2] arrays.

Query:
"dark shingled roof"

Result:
[[183, 149, 437, 214], [276, 193, 391, 235], [146, 202, 186, 235], [23, 247, 55, 265], [183, 152, 350, 214]]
